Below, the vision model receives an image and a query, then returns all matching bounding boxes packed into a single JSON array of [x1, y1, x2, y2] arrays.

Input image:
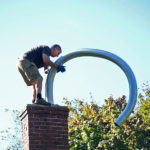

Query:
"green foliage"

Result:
[[64, 84, 150, 150], [0, 109, 22, 150]]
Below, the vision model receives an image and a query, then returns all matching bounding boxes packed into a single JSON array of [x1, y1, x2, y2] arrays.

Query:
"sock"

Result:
[[32, 99, 35, 103], [37, 93, 42, 99]]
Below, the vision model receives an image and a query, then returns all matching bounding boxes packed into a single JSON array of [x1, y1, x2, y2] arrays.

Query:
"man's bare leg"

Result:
[[35, 76, 43, 95], [32, 82, 36, 103], [34, 76, 50, 105]]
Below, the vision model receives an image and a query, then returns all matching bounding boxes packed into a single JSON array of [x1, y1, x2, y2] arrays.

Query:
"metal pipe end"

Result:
[[114, 122, 120, 128]]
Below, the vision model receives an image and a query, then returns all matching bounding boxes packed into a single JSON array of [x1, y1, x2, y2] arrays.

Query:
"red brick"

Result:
[[20, 104, 69, 150]]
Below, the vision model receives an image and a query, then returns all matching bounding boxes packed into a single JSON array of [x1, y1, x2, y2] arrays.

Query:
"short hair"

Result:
[[51, 44, 62, 52]]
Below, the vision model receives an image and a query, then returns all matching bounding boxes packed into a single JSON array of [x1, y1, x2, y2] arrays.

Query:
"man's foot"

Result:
[[35, 98, 51, 105]]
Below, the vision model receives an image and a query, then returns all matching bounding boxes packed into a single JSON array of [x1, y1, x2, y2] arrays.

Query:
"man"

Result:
[[17, 44, 65, 105]]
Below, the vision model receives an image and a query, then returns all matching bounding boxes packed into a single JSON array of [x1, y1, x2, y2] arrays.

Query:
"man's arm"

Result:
[[43, 63, 49, 74], [42, 53, 66, 73], [42, 53, 58, 68]]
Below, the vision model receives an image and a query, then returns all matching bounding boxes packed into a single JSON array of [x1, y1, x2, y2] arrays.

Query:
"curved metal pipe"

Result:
[[45, 49, 137, 126]]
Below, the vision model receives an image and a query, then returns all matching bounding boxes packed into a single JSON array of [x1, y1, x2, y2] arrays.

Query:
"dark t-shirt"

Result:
[[23, 45, 51, 68]]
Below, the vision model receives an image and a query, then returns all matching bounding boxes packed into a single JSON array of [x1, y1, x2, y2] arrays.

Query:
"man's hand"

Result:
[[44, 68, 49, 74], [57, 65, 66, 73]]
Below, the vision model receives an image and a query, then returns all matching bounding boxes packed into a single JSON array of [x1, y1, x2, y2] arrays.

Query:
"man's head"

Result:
[[51, 44, 62, 57]]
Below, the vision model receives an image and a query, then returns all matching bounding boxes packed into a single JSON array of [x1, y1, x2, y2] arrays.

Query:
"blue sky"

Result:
[[0, 0, 150, 144]]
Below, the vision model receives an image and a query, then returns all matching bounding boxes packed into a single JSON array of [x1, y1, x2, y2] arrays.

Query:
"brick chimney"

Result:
[[20, 104, 69, 150]]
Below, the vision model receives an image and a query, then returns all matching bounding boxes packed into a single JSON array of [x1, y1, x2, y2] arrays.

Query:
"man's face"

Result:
[[52, 48, 61, 57]]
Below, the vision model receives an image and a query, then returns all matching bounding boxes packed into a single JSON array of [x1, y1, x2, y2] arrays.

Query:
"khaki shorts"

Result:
[[17, 59, 41, 86]]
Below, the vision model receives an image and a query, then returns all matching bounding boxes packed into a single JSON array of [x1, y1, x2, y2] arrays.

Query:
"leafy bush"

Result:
[[64, 84, 150, 150]]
